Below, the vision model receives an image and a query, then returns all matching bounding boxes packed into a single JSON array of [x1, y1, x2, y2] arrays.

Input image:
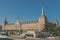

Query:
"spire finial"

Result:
[[4, 16, 8, 25], [16, 16, 19, 20], [4, 16, 7, 22], [42, 7, 44, 16], [4, 16, 6, 20], [16, 16, 20, 24], [54, 17, 57, 22]]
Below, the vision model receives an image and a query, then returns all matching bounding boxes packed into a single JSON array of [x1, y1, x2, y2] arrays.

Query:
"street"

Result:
[[9, 36, 60, 40]]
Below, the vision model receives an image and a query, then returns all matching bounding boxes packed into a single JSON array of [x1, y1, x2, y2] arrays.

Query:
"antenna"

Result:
[[16, 16, 20, 20], [42, 0, 44, 7]]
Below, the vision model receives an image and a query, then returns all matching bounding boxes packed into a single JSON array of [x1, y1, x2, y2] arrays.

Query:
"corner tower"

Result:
[[53, 18, 58, 26], [2, 16, 8, 30], [15, 17, 21, 30], [39, 7, 47, 24], [38, 7, 48, 31]]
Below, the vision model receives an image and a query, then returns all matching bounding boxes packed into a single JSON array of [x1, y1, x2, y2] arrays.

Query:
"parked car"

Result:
[[0, 32, 9, 38], [0, 34, 8, 38]]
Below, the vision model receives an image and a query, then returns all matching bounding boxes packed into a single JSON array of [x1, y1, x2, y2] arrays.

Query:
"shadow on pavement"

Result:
[[0, 38, 14, 40]]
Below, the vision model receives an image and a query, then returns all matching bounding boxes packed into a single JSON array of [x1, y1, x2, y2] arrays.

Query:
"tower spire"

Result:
[[42, 7, 44, 16], [42, 0, 45, 16], [4, 16, 8, 25], [53, 18, 58, 25]]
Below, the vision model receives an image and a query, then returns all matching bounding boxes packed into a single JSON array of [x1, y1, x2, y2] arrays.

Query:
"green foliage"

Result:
[[54, 26, 60, 36], [42, 25, 60, 36], [8, 30, 14, 35]]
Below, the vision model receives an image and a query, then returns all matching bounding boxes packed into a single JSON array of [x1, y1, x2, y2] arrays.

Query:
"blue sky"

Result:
[[0, 0, 60, 25]]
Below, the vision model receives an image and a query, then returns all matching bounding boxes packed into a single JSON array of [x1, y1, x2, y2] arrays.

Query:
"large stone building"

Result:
[[2, 8, 58, 31]]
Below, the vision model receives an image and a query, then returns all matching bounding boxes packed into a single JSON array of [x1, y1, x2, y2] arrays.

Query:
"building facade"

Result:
[[2, 8, 58, 31]]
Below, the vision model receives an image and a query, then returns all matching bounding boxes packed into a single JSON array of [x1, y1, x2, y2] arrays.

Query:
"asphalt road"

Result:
[[0, 38, 60, 40], [4, 36, 60, 40], [13, 38, 60, 40]]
